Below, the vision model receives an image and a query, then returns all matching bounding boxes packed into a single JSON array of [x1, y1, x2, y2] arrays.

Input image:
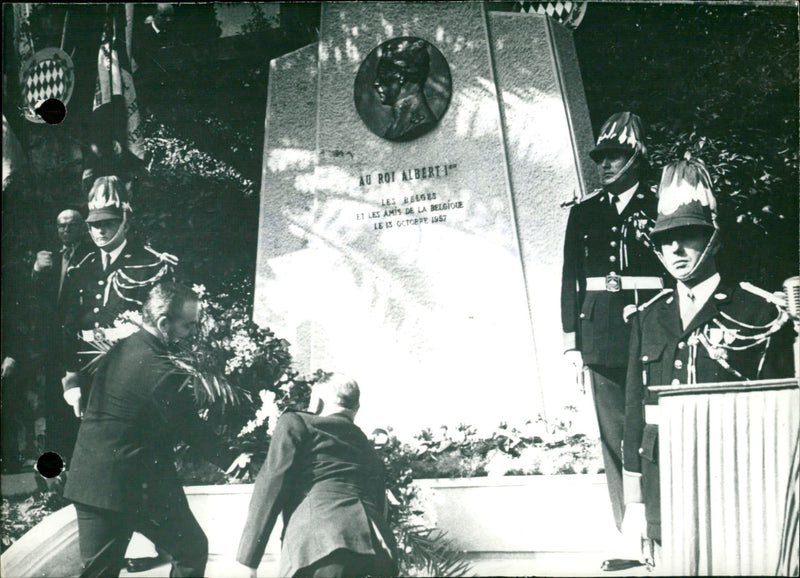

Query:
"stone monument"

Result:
[[254, 2, 599, 434]]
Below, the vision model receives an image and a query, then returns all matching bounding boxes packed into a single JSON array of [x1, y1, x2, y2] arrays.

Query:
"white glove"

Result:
[[63, 383, 83, 418], [564, 349, 584, 370], [1, 357, 17, 379], [564, 350, 585, 393], [621, 502, 647, 540]]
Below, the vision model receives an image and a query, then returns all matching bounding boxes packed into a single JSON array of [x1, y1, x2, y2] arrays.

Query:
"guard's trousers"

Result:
[[588, 365, 627, 531]]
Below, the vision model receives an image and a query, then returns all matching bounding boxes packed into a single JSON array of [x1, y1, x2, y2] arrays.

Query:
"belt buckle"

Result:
[[605, 274, 621, 292]]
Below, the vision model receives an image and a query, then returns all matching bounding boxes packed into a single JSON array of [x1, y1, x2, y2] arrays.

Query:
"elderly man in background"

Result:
[[237, 373, 398, 578], [30, 209, 91, 460]]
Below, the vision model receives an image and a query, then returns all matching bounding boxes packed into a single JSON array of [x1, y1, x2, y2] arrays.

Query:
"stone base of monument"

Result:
[[1, 477, 649, 577]]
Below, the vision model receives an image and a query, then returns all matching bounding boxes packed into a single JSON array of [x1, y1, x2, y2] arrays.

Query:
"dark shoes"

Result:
[[124, 555, 168, 573], [601, 558, 645, 572]]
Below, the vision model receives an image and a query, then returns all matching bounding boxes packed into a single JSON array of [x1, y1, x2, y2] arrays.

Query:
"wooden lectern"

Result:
[[650, 378, 800, 575]]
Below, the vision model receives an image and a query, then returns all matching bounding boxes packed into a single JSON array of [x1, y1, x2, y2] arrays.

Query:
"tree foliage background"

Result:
[[2, 1, 798, 315]]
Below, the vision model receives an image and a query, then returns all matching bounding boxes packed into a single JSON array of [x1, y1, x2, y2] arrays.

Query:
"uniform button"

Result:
[[94, 322, 100, 328], [609, 256, 617, 263], [96, 294, 102, 300], [579, 313, 586, 319], [98, 280, 105, 286], [671, 378, 681, 386], [609, 271, 617, 276], [674, 360, 683, 369], [611, 226, 618, 233], [677, 341, 686, 350], [610, 241, 618, 248], [93, 307, 100, 314], [642, 355, 649, 362], [638, 448, 644, 455]]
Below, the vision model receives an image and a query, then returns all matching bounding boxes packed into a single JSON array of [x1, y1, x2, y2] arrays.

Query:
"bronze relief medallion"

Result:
[[354, 37, 452, 143]]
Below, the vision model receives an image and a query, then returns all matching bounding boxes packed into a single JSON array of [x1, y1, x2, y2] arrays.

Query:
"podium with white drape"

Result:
[[651, 378, 800, 576]]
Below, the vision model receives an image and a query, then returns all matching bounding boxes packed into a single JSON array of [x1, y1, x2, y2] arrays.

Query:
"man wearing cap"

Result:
[[61, 175, 178, 422], [30, 209, 92, 460], [622, 158, 794, 566], [561, 112, 665, 570]]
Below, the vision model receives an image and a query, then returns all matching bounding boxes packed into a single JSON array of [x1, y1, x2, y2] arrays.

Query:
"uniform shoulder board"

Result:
[[577, 187, 605, 205], [143, 245, 179, 267], [67, 251, 94, 273], [739, 281, 785, 309], [560, 187, 605, 208], [631, 288, 673, 315]]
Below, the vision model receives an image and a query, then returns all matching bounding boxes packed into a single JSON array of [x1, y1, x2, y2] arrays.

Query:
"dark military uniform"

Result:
[[61, 239, 174, 379], [623, 281, 793, 541], [561, 183, 664, 528]]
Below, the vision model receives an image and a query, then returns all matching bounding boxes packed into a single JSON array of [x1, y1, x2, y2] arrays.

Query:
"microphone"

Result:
[[783, 276, 800, 320]]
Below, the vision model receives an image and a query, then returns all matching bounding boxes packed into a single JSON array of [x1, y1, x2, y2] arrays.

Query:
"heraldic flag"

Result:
[[86, 4, 146, 188]]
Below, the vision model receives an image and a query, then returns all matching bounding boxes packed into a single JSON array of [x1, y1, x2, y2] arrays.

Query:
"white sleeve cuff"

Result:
[[623, 469, 643, 504], [63, 387, 82, 406]]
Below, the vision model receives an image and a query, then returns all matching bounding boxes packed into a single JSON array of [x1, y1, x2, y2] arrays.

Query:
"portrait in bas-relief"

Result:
[[354, 37, 452, 142]]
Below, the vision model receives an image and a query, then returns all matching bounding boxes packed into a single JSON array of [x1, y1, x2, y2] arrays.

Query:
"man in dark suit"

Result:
[[237, 373, 398, 578], [64, 282, 248, 577], [622, 159, 794, 566], [60, 176, 178, 421], [30, 209, 92, 460], [561, 112, 664, 570]]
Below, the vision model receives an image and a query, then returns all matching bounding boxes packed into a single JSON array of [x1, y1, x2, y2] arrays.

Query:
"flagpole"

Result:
[[60, 9, 70, 52]]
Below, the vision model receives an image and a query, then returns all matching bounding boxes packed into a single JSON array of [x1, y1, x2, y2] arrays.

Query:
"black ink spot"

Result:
[[36, 452, 64, 478], [35, 98, 66, 124]]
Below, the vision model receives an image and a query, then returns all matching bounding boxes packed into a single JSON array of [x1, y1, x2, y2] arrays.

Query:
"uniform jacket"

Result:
[[64, 329, 236, 513], [237, 411, 398, 576], [61, 239, 174, 375], [561, 183, 664, 367], [623, 281, 794, 476]]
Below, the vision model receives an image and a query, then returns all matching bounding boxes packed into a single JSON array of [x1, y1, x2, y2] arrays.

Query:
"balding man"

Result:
[[237, 374, 398, 578], [30, 209, 91, 460]]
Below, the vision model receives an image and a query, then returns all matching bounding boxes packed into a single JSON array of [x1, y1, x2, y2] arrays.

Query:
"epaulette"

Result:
[[560, 187, 605, 208], [143, 245, 179, 267], [739, 281, 785, 309], [638, 288, 673, 311], [67, 251, 94, 273], [576, 187, 606, 205], [624, 288, 673, 323]]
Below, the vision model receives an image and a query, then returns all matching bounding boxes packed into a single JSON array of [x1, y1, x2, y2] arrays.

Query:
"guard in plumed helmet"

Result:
[[60, 176, 179, 424], [561, 112, 665, 571], [621, 158, 794, 568]]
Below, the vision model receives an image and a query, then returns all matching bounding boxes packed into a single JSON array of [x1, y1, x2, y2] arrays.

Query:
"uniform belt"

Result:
[[644, 404, 660, 425], [585, 276, 664, 292], [80, 327, 133, 343]]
